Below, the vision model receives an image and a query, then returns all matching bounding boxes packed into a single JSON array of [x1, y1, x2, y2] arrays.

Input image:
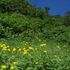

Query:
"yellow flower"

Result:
[[35, 61, 39, 64], [57, 45, 60, 49], [23, 48, 26, 50], [10, 65, 14, 70], [1, 44, 6, 47], [7, 46, 9, 48], [1, 65, 7, 69], [24, 51, 28, 55], [29, 47, 34, 50], [12, 48, 16, 52], [2, 47, 7, 51], [8, 48, 11, 51], [13, 61, 18, 65], [23, 49, 28, 55], [44, 50, 47, 53], [18, 48, 22, 51], [40, 43, 46, 47]]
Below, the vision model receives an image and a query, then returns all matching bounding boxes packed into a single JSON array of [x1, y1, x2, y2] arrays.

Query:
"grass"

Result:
[[0, 38, 70, 70], [0, 1, 70, 70]]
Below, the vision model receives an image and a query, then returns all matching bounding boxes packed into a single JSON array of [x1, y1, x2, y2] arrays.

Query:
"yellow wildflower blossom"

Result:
[[1, 44, 6, 47], [29, 47, 34, 50], [13, 61, 18, 65], [8, 48, 11, 51], [35, 61, 39, 64], [12, 48, 16, 52], [7, 46, 9, 48], [40, 43, 46, 47], [23, 48, 26, 50], [18, 48, 22, 51], [10, 65, 15, 70], [44, 50, 48, 53], [1, 65, 7, 69], [2, 47, 7, 51], [23, 49, 28, 55]]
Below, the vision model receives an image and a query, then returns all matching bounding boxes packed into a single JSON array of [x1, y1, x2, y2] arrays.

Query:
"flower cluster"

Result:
[[0, 42, 68, 70], [0, 43, 48, 70]]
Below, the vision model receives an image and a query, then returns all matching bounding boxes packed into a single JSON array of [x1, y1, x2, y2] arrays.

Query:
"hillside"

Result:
[[0, 0, 70, 70]]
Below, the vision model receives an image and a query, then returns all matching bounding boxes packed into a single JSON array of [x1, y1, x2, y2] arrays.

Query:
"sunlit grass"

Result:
[[0, 38, 70, 70]]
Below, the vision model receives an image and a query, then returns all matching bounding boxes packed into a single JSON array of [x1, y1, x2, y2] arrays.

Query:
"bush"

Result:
[[0, 12, 70, 45]]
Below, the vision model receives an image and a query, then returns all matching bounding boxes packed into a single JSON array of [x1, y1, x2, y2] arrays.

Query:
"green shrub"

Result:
[[0, 12, 70, 44]]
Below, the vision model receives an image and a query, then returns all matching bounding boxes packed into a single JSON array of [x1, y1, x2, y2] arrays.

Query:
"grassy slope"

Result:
[[0, 13, 70, 69]]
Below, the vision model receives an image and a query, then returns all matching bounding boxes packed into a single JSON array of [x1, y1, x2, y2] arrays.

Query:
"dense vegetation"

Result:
[[0, 0, 70, 70]]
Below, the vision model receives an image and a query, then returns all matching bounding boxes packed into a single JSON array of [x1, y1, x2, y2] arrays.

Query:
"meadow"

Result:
[[0, 12, 70, 70], [0, 0, 70, 70], [0, 37, 70, 70]]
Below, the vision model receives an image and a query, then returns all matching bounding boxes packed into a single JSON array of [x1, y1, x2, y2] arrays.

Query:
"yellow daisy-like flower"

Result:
[[18, 48, 22, 51], [2, 47, 7, 51], [7, 48, 11, 51], [44, 50, 48, 53], [23, 49, 28, 55], [13, 61, 18, 65], [1, 44, 6, 47], [35, 61, 39, 64], [1, 65, 7, 69], [29, 47, 34, 50], [10, 65, 15, 70], [23, 48, 26, 50], [7, 46, 10, 48], [40, 43, 46, 47], [12, 48, 16, 52]]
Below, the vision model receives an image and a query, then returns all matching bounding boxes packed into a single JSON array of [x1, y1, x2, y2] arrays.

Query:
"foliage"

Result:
[[0, 40, 70, 70], [0, 0, 47, 18], [0, 12, 70, 44], [0, 0, 70, 69]]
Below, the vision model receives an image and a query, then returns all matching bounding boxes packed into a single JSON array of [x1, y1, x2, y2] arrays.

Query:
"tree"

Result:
[[0, 0, 29, 13], [64, 11, 70, 26], [0, 0, 50, 18], [65, 11, 70, 17], [44, 7, 50, 17]]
